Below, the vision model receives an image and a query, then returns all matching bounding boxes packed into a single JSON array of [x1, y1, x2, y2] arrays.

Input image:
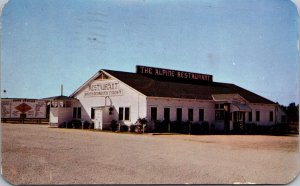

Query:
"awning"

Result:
[[231, 102, 251, 112]]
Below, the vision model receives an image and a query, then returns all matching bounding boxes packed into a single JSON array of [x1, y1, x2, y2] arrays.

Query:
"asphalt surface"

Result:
[[1, 123, 299, 184]]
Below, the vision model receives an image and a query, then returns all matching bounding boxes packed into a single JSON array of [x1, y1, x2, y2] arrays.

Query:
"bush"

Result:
[[191, 122, 201, 134], [110, 120, 118, 132], [129, 124, 136, 132], [135, 118, 148, 133], [256, 125, 272, 134], [245, 123, 257, 134], [58, 122, 66, 128], [154, 120, 166, 133], [201, 121, 210, 134], [67, 119, 82, 129], [170, 121, 181, 133], [83, 121, 90, 129], [272, 123, 288, 135], [89, 122, 94, 129], [120, 125, 129, 132]]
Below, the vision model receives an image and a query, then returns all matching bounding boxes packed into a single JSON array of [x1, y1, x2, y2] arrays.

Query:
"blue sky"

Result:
[[1, 0, 298, 106]]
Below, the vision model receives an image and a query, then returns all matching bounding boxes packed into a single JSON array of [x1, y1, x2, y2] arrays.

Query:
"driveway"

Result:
[[1, 123, 299, 184]]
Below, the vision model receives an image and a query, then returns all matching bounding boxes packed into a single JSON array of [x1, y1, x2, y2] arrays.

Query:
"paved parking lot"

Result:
[[1, 123, 299, 184]]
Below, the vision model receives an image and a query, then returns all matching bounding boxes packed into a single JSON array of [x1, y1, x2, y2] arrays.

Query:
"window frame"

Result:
[[248, 111, 252, 122], [215, 104, 225, 120], [164, 107, 170, 121], [124, 107, 130, 121], [151, 107, 158, 121], [118, 107, 124, 120], [256, 111, 260, 122], [73, 107, 81, 119], [199, 108, 204, 122], [188, 108, 194, 121], [176, 108, 182, 121], [91, 108, 95, 119], [269, 111, 273, 122]]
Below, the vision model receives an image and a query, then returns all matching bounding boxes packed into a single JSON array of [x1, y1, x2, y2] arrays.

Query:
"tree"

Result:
[[286, 102, 299, 123]]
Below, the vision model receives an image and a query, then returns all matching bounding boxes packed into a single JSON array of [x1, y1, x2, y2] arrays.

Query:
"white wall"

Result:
[[74, 79, 147, 126], [49, 108, 58, 124], [248, 104, 276, 126], [147, 97, 215, 122], [57, 108, 73, 125], [146, 98, 277, 130], [49, 106, 74, 125]]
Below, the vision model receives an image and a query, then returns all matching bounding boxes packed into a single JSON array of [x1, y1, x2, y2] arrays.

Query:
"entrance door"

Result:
[[233, 111, 245, 131], [94, 109, 103, 130]]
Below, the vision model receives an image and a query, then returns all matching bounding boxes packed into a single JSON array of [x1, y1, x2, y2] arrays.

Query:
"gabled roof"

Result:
[[103, 69, 275, 104]]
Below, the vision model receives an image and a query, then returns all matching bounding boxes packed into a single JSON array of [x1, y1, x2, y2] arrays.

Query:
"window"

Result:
[[248, 111, 252, 122], [215, 104, 224, 120], [269, 111, 273, 122], [199, 109, 204, 122], [188, 108, 193, 121], [73, 108, 77, 118], [119, 107, 130, 120], [125, 107, 130, 120], [164, 108, 170, 121], [151, 107, 157, 121], [176, 108, 182, 121], [256, 111, 260, 122], [91, 108, 95, 119], [119, 107, 124, 120], [73, 107, 81, 119], [77, 107, 81, 119]]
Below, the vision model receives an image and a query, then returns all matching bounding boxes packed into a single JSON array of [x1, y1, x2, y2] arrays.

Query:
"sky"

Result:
[[1, 0, 299, 106]]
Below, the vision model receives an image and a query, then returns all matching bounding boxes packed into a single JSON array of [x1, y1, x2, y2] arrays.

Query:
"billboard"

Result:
[[1, 99, 47, 118]]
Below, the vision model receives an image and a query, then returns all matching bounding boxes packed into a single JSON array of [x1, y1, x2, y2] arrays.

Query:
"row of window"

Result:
[[90, 107, 131, 121], [150, 107, 205, 122], [78, 106, 274, 123], [215, 109, 274, 122], [246, 111, 273, 122]]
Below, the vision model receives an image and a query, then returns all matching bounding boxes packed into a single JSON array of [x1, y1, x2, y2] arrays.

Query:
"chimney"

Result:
[[61, 84, 63, 96]]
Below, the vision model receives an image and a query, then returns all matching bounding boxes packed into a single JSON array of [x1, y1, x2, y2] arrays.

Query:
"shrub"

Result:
[[170, 121, 181, 133], [120, 125, 129, 132], [135, 118, 148, 134], [245, 123, 257, 134], [110, 120, 118, 132], [272, 123, 288, 135], [67, 119, 82, 129], [89, 122, 94, 129], [129, 124, 136, 132], [191, 122, 201, 134], [201, 121, 210, 134], [58, 122, 66, 128], [83, 121, 90, 129]]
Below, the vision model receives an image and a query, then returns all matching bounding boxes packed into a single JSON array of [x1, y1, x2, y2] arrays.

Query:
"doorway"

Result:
[[233, 111, 245, 132], [94, 109, 103, 130]]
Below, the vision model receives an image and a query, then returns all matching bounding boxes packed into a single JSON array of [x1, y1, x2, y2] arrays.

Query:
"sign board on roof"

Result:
[[136, 65, 213, 82], [1, 99, 46, 118], [84, 80, 123, 97]]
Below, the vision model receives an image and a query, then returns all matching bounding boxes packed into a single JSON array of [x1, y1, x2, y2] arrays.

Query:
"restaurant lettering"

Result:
[[84, 81, 123, 97], [136, 65, 213, 82]]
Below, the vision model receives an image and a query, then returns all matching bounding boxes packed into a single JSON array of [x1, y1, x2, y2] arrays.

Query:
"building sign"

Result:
[[136, 65, 213, 82], [84, 80, 123, 97], [1, 99, 46, 118]]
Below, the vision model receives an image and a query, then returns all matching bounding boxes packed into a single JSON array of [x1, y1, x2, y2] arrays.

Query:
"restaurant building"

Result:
[[47, 65, 285, 131]]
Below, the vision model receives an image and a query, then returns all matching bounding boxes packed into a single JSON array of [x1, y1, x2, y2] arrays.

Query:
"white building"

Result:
[[47, 65, 286, 132]]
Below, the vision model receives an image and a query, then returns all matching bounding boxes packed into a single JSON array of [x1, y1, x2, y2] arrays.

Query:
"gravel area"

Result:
[[1, 123, 299, 184]]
